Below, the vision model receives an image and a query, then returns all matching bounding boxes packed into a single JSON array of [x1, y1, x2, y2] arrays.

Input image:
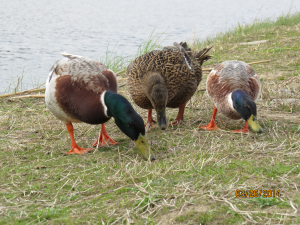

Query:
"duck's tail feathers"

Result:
[[195, 47, 213, 65], [61, 52, 83, 60], [173, 42, 185, 53], [173, 42, 194, 71], [179, 42, 192, 51]]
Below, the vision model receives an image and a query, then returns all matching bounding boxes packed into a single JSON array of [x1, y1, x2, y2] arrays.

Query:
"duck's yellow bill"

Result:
[[135, 134, 155, 161], [247, 115, 262, 133]]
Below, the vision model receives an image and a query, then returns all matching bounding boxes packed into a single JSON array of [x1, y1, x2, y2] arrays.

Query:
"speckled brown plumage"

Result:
[[207, 60, 261, 120], [128, 42, 211, 110]]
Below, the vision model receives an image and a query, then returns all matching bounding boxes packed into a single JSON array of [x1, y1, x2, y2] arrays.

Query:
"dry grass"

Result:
[[1, 14, 300, 224]]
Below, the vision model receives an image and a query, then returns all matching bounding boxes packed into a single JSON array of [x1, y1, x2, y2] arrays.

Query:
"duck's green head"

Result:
[[231, 90, 262, 133], [147, 72, 168, 130], [104, 91, 155, 161]]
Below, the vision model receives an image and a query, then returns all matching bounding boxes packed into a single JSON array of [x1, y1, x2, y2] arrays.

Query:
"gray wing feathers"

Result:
[[48, 59, 60, 82], [58, 52, 108, 77], [220, 61, 250, 85], [173, 42, 194, 71]]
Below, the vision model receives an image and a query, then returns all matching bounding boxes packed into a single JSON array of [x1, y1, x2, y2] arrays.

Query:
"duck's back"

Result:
[[128, 49, 200, 109], [45, 54, 118, 124]]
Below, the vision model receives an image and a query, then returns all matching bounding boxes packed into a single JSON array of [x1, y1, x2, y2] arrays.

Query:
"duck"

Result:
[[45, 52, 155, 160], [127, 42, 212, 130], [199, 60, 262, 133]]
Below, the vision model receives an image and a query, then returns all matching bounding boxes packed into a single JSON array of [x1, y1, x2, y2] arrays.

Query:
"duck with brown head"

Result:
[[128, 42, 211, 130], [146, 72, 168, 130]]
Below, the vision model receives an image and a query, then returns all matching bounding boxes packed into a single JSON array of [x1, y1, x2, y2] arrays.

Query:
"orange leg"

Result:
[[66, 123, 93, 154], [199, 107, 219, 130], [231, 122, 250, 134], [171, 103, 186, 125], [93, 124, 118, 147], [145, 109, 156, 129]]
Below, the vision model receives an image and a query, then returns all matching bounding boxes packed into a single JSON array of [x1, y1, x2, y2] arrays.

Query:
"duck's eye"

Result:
[[141, 140, 144, 144], [128, 124, 135, 129], [243, 104, 250, 110]]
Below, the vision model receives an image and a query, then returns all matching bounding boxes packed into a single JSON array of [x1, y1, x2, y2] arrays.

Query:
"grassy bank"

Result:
[[0, 13, 300, 224]]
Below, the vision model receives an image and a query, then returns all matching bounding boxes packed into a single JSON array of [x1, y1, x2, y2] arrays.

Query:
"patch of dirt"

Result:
[[156, 205, 210, 225], [260, 109, 300, 124], [259, 71, 287, 80], [270, 98, 300, 106]]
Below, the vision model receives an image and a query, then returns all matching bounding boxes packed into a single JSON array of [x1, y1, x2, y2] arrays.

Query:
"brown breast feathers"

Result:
[[55, 58, 117, 124]]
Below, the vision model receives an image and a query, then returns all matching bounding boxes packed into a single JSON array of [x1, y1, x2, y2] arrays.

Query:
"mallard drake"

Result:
[[128, 42, 211, 130], [45, 53, 154, 160], [199, 60, 262, 133]]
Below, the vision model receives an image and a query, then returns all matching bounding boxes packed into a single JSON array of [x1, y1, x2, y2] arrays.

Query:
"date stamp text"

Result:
[[236, 190, 281, 198]]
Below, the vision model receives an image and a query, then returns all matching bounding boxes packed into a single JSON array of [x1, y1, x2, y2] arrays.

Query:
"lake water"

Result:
[[1, 0, 299, 93]]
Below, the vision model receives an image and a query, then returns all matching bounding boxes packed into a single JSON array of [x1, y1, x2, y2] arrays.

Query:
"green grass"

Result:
[[175, 211, 215, 224], [96, 28, 166, 76], [247, 197, 288, 208], [134, 29, 166, 58], [1, 12, 300, 224], [192, 12, 300, 50], [98, 43, 130, 74]]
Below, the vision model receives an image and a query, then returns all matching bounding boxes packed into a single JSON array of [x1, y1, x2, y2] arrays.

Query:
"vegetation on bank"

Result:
[[0, 13, 300, 224]]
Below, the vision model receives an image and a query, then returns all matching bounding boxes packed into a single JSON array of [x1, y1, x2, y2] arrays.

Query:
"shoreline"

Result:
[[2, 12, 300, 95]]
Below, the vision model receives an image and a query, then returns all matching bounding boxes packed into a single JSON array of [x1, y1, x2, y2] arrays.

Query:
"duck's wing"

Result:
[[129, 49, 189, 80], [173, 42, 194, 71], [218, 61, 261, 100], [51, 53, 118, 93], [48, 59, 60, 83], [60, 52, 108, 76]]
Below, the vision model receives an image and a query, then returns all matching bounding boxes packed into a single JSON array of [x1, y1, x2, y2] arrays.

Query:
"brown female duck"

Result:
[[128, 42, 211, 130]]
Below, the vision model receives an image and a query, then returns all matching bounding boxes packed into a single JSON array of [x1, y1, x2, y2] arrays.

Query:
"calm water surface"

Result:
[[0, 0, 299, 93]]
